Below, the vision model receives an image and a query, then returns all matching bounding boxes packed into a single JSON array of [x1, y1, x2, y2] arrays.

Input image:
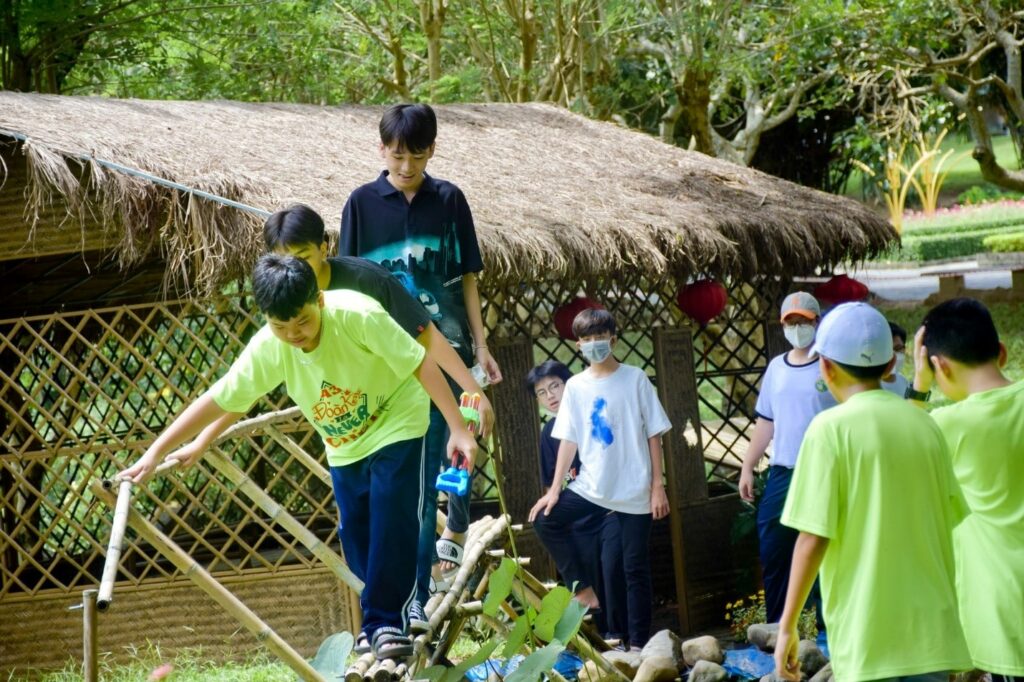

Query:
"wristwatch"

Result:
[[904, 386, 931, 401]]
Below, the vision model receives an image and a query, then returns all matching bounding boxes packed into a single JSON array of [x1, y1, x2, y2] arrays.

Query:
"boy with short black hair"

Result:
[[913, 298, 1023, 679], [774, 302, 970, 681], [120, 254, 478, 661], [528, 309, 670, 650], [340, 103, 502, 603]]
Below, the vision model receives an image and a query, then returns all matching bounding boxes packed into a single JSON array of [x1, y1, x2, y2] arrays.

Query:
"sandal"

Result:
[[372, 627, 414, 661], [354, 631, 371, 655], [435, 537, 464, 575]]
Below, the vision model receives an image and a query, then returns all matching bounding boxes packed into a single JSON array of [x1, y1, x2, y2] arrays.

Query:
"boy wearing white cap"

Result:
[[774, 302, 970, 682], [739, 291, 836, 623]]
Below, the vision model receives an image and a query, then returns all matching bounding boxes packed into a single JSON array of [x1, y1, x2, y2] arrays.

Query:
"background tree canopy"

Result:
[[2, 0, 1021, 192]]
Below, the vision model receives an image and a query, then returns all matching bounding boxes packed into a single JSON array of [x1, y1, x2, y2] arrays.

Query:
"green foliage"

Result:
[[504, 644, 566, 682], [482, 557, 518, 617], [984, 232, 1024, 253], [892, 224, 1024, 262], [416, 639, 502, 682], [904, 217, 1024, 238], [957, 186, 1024, 206], [725, 591, 817, 642]]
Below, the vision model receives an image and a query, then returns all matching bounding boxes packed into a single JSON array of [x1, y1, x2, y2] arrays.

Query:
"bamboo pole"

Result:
[[265, 426, 332, 486], [82, 589, 98, 682], [97, 478, 132, 611], [204, 447, 364, 592], [345, 653, 375, 682], [372, 657, 397, 682], [90, 481, 326, 682]]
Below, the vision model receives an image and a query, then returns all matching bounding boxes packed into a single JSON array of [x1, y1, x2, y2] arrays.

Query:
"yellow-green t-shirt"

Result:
[[209, 289, 429, 466], [931, 380, 1024, 674], [782, 390, 971, 681]]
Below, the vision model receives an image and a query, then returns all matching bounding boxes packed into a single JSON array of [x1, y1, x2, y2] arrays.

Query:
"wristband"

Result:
[[904, 386, 931, 401]]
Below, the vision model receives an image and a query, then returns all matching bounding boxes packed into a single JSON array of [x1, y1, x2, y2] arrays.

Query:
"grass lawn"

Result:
[[846, 133, 1022, 205]]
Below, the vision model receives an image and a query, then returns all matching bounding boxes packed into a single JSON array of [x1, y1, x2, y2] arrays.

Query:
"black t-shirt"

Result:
[[539, 418, 582, 488], [327, 256, 431, 339], [340, 171, 483, 364]]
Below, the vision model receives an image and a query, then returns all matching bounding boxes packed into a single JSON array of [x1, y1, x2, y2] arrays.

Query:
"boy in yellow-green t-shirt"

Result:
[[913, 298, 1024, 679], [120, 254, 478, 661], [774, 302, 970, 682]]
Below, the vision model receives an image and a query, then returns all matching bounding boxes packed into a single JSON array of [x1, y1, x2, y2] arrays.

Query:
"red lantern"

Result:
[[553, 296, 605, 340], [814, 274, 868, 306], [676, 279, 728, 326]]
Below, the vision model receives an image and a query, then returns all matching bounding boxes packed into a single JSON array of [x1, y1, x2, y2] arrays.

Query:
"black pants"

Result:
[[534, 488, 653, 647]]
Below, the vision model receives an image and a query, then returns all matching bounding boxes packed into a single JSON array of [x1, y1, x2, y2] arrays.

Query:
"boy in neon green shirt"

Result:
[[120, 254, 477, 661], [913, 298, 1024, 679], [774, 302, 970, 682]]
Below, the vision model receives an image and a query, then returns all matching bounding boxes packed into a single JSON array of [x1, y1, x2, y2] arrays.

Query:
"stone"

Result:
[[602, 650, 641, 677], [633, 656, 679, 682], [809, 663, 833, 682], [579, 659, 617, 682], [681, 635, 724, 666], [747, 623, 780, 652], [759, 674, 783, 682], [639, 629, 683, 669], [797, 640, 828, 677], [689, 660, 728, 682]]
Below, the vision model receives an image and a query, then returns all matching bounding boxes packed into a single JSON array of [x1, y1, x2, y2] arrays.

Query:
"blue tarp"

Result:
[[721, 646, 776, 679]]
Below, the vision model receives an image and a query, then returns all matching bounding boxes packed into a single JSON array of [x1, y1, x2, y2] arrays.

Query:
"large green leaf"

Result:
[[482, 557, 518, 617], [552, 598, 589, 644], [504, 642, 566, 682], [532, 586, 573, 642], [501, 614, 532, 658]]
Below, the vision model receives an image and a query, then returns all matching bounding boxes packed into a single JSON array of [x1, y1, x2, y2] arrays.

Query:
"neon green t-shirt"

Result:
[[931, 380, 1024, 674], [209, 289, 429, 466], [782, 390, 970, 681]]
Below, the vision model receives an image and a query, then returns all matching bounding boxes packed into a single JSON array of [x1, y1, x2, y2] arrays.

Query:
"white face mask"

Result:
[[580, 339, 613, 364], [891, 351, 905, 376], [783, 323, 816, 350]]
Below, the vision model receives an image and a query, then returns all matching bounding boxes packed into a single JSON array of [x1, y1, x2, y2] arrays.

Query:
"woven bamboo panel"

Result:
[[0, 296, 340, 599], [0, 566, 357, 676]]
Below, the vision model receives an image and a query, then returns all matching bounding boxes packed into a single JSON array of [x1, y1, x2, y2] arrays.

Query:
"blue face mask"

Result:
[[580, 339, 613, 364]]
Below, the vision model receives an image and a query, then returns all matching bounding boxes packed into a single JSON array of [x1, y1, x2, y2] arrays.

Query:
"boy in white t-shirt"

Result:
[[528, 308, 671, 650]]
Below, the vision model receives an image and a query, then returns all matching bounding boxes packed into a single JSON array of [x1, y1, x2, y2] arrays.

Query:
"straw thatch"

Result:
[[0, 93, 895, 296]]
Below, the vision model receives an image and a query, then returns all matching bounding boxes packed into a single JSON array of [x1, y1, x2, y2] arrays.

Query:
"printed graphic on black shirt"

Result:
[[361, 223, 471, 360]]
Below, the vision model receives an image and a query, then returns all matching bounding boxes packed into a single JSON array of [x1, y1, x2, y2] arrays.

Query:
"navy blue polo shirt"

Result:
[[539, 418, 582, 489], [340, 171, 482, 363], [326, 256, 430, 339]]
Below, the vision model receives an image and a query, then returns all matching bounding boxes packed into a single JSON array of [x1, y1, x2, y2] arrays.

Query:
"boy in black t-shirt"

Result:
[[340, 104, 503, 614]]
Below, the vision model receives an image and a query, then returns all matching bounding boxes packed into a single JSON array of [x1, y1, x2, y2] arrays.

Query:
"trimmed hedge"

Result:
[[905, 216, 1024, 238], [984, 232, 1024, 253], [892, 223, 1024, 261]]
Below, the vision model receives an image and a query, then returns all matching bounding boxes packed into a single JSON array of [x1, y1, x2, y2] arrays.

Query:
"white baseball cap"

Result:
[[811, 302, 894, 367]]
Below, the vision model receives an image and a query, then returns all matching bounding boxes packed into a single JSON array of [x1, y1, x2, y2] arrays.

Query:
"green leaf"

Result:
[[443, 638, 502, 682], [482, 557, 518, 617], [532, 586, 573, 642], [501, 614, 532, 658], [552, 598, 589, 644], [505, 642, 566, 682]]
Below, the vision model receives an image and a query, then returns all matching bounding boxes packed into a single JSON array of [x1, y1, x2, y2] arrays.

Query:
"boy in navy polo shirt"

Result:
[[340, 103, 503, 617]]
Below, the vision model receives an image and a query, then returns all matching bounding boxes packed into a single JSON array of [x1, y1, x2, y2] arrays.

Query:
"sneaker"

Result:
[[408, 599, 430, 634]]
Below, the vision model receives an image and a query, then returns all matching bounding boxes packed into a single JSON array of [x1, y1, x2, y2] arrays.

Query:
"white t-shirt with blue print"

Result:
[[552, 364, 671, 515], [754, 353, 837, 468]]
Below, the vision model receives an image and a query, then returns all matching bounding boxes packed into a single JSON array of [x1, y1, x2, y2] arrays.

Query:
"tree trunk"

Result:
[[678, 66, 715, 155], [418, 0, 446, 92]]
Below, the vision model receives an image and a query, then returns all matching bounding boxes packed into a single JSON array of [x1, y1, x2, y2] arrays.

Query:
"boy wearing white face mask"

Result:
[[881, 320, 910, 398], [739, 291, 836, 624], [529, 307, 671, 650]]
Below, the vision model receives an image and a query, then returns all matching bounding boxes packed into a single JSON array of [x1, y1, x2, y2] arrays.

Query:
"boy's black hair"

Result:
[[379, 104, 437, 153], [525, 361, 573, 394], [263, 204, 325, 251], [252, 254, 319, 321], [572, 308, 616, 339], [888, 321, 907, 344], [922, 297, 1000, 366], [833, 360, 891, 381]]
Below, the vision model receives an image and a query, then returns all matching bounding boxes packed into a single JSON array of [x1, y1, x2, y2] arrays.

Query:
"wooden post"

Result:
[[90, 481, 326, 682], [82, 589, 98, 682], [488, 337, 554, 577], [653, 326, 707, 635]]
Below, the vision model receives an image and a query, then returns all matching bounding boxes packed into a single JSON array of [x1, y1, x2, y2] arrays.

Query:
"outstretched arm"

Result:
[[119, 395, 238, 484], [415, 357, 479, 471], [419, 322, 495, 438]]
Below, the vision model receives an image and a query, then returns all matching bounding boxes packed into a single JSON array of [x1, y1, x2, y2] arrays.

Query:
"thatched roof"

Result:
[[0, 93, 895, 296]]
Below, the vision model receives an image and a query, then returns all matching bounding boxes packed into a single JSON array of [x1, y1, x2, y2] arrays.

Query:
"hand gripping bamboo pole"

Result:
[[90, 480, 325, 682]]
